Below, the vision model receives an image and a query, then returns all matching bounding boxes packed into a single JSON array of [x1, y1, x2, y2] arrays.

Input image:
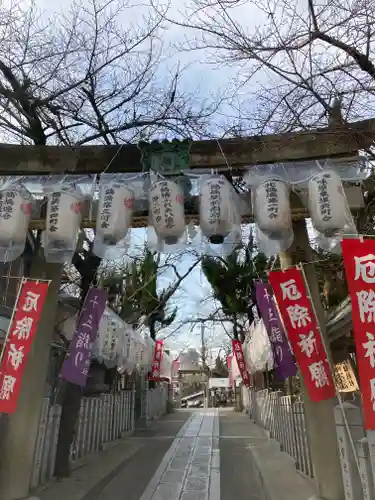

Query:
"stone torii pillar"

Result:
[[0, 256, 62, 500], [279, 220, 344, 500]]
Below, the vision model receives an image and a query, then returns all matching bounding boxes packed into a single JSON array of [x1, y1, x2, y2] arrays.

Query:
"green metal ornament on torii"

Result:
[[138, 139, 192, 175]]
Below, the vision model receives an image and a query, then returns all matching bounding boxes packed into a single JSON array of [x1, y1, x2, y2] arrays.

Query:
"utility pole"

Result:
[[279, 221, 344, 500], [200, 323, 207, 368], [200, 323, 209, 408]]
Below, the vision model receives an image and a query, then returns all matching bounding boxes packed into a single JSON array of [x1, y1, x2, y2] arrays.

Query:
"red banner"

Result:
[[341, 238, 375, 429], [151, 339, 164, 379], [0, 279, 49, 413], [227, 353, 234, 387], [232, 340, 250, 387], [268, 267, 335, 402]]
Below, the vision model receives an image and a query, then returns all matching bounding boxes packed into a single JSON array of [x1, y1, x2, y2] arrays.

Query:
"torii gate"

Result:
[[0, 117, 374, 500]]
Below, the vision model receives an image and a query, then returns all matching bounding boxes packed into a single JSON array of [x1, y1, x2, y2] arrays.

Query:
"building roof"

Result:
[[181, 391, 204, 402], [326, 297, 352, 342]]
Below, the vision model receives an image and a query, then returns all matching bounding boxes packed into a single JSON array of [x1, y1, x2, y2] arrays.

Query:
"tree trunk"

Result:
[[54, 382, 83, 478], [149, 317, 156, 340], [54, 250, 101, 478], [232, 316, 238, 340]]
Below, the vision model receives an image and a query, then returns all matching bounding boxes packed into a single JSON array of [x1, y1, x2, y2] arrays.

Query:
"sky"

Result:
[[24, 0, 260, 355], [19, 0, 333, 357], [3, 0, 368, 361], [31, 0, 264, 135], [10, 0, 365, 357], [34, 0, 233, 86], [125, 226, 237, 356]]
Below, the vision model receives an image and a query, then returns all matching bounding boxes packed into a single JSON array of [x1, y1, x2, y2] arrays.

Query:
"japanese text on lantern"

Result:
[[151, 181, 176, 230], [316, 175, 332, 222], [0, 190, 17, 221], [100, 186, 115, 229], [264, 181, 279, 220], [49, 191, 61, 233], [341, 239, 375, 430], [0, 280, 49, 414], [232, 340, 250, 387], [151, 340, 164, 379], [252, 304, 260, 324], [209, 181, 223, 225], [268, 268, 335, 402]]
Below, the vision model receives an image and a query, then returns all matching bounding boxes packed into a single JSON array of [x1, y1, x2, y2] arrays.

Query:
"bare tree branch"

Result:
[[158, 0, 375, 134], [0, 0, 219, 146]]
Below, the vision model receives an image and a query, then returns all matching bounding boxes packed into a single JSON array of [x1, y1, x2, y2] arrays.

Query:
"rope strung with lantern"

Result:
[[246, 162, 360, 257], [0, 154, 365, 263]]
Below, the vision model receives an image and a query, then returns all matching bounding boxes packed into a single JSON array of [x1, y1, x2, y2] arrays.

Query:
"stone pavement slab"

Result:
[[32, 412, 192, 500], [251, 444, 317, 500], [219, 411, 267, 500], [139, 410, 220, 500], [219, 409, 318, 500], [95, 409, 297, 500], [34, 439, 143, 500], [32, 408, 316, 500]]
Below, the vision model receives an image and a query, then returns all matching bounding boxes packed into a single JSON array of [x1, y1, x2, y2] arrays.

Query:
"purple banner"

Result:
[[256, 281, 297, 380], [61, 288, 107, 387]]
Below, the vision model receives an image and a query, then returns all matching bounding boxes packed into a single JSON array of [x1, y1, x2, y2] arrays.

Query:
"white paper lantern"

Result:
[[308, 170, 347, 235], [102, 320, 118, 361], [127, 338, 136, 374], [45, 189, 82, 249], [254, 179, 292, 238], [149, 180, 185, 244], [0, 189, 32, 243], [126, 335, 132, 364], [160, 350, 172, 381], [200, 177, 235, 244], [96, 183, 134, 244], [145, 336, 154, 368]]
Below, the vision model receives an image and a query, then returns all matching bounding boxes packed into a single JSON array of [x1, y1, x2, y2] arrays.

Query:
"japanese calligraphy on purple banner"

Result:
[[256, 281, 297, 380], [61, 288, 107, 387]]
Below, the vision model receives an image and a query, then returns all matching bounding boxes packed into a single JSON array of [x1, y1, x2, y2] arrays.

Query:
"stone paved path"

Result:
[[219, 410, 268, 500], [34, 409, 268, 500], [139, 410, 220, 500]]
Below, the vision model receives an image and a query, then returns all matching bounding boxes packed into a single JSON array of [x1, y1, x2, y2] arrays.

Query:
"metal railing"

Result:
[[30, 400, 62, 490], [248, 389, 314, 478], [247, 388, 375, 500], [147, 385, 168, 420], [71, 390, 135, 461], [31, 385, 169, 492], [30, 389, 135, 490]]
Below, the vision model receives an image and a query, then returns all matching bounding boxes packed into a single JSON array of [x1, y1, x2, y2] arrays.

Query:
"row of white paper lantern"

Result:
[[0, 170, 349, 262], [254, 169, 349, 239], [147, 176, 238, 246], [97, 175, 238, 248], [93, 308, 153, 372], [0, 175, 239, 262], [101, 171, 348, 246]]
